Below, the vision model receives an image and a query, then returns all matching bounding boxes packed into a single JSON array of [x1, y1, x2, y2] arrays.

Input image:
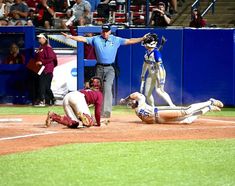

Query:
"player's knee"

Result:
[[156, 88, 164, 95]]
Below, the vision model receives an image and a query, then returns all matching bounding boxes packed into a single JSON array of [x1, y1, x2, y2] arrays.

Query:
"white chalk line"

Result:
[[0, 131, 59, 141], [200, 118, 235, 124]]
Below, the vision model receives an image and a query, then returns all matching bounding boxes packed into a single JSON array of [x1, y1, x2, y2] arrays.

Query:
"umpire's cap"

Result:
[[102, 24, 111, 32]]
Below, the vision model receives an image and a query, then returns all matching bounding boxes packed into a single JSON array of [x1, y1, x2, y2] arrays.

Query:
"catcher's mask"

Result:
[[142, 33, 159, 48], [89, 76, 103, 91], [127, 99, 138, 109]]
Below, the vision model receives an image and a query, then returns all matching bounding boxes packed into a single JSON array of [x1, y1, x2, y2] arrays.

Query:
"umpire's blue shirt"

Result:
[[86, 35, 126, 64]]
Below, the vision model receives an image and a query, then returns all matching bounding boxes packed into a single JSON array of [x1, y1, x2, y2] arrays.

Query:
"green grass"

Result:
[[0, 139, 235, 186], [0, 105, 234, 117]]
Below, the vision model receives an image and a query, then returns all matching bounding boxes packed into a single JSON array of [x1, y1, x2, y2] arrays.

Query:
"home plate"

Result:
[[0, 118, 23, 123]]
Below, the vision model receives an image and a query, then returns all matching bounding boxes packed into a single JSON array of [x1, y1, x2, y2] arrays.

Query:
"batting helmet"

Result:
[[142, 33, 159, 48], [89, 76, 103, 91]]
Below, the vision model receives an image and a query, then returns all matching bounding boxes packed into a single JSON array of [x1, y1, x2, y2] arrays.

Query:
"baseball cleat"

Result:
[[209, 105, 221, 112], [45, 111, 52, 127], [209, 98, 224, 108]]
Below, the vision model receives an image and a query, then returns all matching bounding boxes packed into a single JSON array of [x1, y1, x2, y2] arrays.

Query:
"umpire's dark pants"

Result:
[[38, 72, 54, 103]]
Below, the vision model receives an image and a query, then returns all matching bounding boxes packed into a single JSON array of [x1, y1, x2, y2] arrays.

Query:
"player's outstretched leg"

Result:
[[209, 98, 224, 108], [184, 99, 222, 116]]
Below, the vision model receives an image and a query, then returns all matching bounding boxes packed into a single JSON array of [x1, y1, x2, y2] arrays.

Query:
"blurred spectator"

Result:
[[67, 0, 75, 8], [5, 0, 13, 14], [66, 0, 91, 26], [189, 8, 206, 28], [33, 0, 55, 29], [116, 0, 126, 12], [149, 2, 171, 27], [169, 0, 177, 14], [0, 0, 7, 18], [8, 0, 29, 25], [0, 0, 8, 25], [96, 0, 110, 21], [87, 0, 100, 12], [26, 0, 40, 9], [5, 43, 25, 64], [0, 18, 8, 25], [52, 0, 65, 12], [153, 0, 169, 12]]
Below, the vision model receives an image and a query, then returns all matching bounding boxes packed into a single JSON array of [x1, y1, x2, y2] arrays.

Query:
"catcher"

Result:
[[45, 76, 104, 128], [140, 33, 175, 107], [120, 92, 223, 124]]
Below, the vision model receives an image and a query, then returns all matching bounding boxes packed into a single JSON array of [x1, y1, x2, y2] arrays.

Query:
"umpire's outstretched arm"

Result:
[[61, 32, 87, 43]]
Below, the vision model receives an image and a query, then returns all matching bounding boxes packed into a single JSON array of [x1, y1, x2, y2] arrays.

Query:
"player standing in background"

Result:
[[140, 33, 175, 107], [120, 92, 223, 124], [34, 33, 57, 106], [62, 24, 148, 118], [45, 76, 103, 128]]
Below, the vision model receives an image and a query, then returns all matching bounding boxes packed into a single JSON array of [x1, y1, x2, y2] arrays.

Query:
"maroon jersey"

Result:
[[35, 44, 57, 74], [80, 89, 103, 126]]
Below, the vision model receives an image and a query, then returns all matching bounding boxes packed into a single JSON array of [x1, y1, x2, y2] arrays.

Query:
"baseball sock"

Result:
[[50, 113, 78, 127]]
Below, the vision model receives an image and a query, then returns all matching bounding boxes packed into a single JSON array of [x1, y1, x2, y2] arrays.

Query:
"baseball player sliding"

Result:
[[140, 33, 175, 107], [120, 92, 223, 124], [45, 76, 108, 128]]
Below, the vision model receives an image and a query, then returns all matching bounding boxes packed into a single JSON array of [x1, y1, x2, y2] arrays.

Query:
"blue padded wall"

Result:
[[183, 29, 234, 106]]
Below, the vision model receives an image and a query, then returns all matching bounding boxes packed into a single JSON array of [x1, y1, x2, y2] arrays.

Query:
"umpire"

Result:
[[62, 24, 147, 118]]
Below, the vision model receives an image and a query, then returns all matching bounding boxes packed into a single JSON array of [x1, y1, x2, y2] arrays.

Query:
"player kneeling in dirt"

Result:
[[120, 92, 223, 124], [45, 76, 106, 128]]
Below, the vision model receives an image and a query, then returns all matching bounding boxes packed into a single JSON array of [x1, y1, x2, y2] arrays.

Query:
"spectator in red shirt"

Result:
[[45, 77, 104, 128], [5, 43, 25, 64], [33, 0, 55, 29], [189, 8, 206, 28], [26, 0, 40, 9]]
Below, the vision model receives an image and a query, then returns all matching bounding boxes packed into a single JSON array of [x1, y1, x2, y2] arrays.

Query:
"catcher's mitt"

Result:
[[77, 112, 94, 127]]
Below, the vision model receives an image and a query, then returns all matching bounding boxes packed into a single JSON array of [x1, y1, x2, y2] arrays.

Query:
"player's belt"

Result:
[[97, 63, 113, 67]]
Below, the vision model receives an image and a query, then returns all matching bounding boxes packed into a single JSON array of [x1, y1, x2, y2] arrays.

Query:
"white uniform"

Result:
[[63, 91, 91, 123], [127, 92, 223, 124], [141, 48, 175, 107]]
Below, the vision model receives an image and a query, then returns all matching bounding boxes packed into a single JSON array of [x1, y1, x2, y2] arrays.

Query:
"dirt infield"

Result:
[[0, 114, 235, 155]]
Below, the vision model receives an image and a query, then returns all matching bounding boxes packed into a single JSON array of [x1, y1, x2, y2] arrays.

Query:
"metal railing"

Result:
[[201, 0, 217, 17], [191, 0, 217, 18]]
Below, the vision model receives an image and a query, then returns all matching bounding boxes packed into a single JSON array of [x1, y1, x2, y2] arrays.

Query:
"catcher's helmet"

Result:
[[142, 33, 159, 48], [89, 76, 103, 91]]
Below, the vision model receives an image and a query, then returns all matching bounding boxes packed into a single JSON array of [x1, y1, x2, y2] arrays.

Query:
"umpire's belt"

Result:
[[97, 63, 113, 67]]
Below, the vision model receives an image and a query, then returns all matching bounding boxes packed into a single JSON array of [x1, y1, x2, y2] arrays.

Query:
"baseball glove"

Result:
[[77, 112, 94, 127]]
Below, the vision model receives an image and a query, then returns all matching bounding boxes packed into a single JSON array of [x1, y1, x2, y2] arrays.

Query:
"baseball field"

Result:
[[0, 105, 235, 186]]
